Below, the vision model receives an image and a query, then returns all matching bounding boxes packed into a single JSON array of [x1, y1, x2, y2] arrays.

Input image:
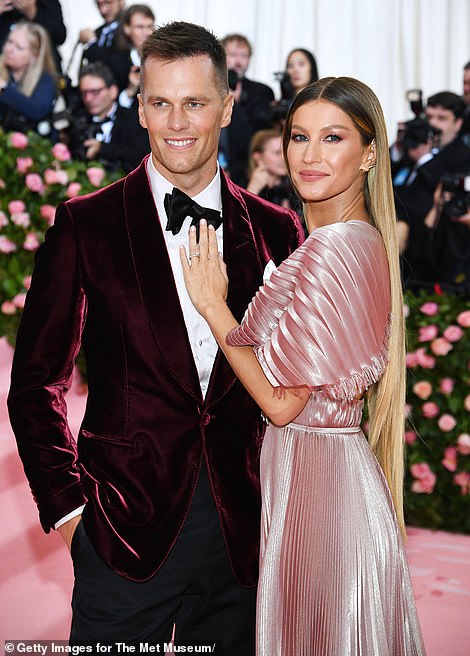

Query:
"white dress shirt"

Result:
[[147, 156, 224, 396]]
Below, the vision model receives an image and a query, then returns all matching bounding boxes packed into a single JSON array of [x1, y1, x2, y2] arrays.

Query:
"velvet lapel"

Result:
[[123, 158, 201, 401], [205, 171, 264, 406]]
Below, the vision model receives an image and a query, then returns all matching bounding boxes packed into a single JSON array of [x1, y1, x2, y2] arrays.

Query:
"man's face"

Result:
[[463, 68, 470, 105], [80, 75, 117, 118], [124, 12, 154, 50], [224, 40, 251, 78], [95, 0, 124, 23], [138, 55, 233, 195], [425, 105, 462, 148]]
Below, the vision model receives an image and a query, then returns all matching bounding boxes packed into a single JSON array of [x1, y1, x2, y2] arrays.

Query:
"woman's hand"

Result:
[[247, 164, 275, 195], [180, 219, 228, 317]]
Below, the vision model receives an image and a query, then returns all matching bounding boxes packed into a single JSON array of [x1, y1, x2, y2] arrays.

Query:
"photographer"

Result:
[[396, 91, 470, 289], [66, 62, 149, 173], [219, 33, 274, 187], [271, 48, 319, 125], [417, 175, 470, 296]]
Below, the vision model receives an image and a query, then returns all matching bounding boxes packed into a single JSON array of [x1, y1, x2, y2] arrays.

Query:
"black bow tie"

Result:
[[164, 187, 222, 237]]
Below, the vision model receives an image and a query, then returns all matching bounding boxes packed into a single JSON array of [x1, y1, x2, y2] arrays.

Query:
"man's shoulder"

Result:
[[243, 77, 275, 100]]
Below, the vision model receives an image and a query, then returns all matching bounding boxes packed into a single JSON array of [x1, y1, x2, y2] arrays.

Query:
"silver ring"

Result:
[[189, 251, 200, 259]]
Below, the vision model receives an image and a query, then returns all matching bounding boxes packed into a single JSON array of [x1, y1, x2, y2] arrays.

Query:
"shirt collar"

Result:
[[147, 157, 222, 217]]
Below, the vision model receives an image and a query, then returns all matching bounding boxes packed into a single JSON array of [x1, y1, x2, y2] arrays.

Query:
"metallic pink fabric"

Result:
[[227, 221, 426, 655]]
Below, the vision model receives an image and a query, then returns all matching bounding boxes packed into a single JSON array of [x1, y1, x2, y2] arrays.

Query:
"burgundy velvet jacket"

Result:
[[8, 159, 303, 584]]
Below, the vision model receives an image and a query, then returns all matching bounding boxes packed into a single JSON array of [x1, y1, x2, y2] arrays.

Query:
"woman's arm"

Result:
[[180, 221, 309, 426]]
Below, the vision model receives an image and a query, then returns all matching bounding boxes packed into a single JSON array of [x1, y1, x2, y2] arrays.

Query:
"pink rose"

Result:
[[457, 433, 470, 456], [412, 380, 432, 400], [457, 310, 470, 328], [56, 170, 69, 185], [23, 232, 40, 251], [0, 236, 17, 253], [410, 462, 436, 493], [52, 142, 71, 161], [465, 395, 470, 412], [430, 338, 453, 356], [404, 403, 413, 418], [419, 324, 439, 342], [16, 156, 33, 173], [422, 402, 439, 418], [23, 275, 32, 290], [9, 132, 28, 149], [44, 168, 59, 185], [415, 348, 436, 369], [439, 378, 455, 394], [420, 302, 439, 316], [453, 472, 470, 495], [406, 352, 419, 368], [438, 413, 457, 432], [442, 446, 458, 472], [25, 173, 45, 194], [12, 292, 26, 308], [66, 182, 82, 198], [1, 301, 17, 315], [0, 178, 5, 188], [11, 211, 31, 228], [40, 204, 56, 225], [403, 304, 410, 318], [443, 325, 464, 342], [0, 211, 8, 227], [8, 200, 26, 214], [405, 430, 417, 445], [86, 166, 106, 187]]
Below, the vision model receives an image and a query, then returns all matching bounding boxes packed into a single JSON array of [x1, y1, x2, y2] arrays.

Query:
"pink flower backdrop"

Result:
[[0, 130, 121, 342], [1, 130, 470, 533], [403, 297, 470, 531]]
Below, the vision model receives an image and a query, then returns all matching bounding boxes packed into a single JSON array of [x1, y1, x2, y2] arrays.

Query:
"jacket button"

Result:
[[201, 413, 211, 426]]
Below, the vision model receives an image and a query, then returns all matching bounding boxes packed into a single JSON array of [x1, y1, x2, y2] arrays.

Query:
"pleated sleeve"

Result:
[[227, 221, 391, 399]]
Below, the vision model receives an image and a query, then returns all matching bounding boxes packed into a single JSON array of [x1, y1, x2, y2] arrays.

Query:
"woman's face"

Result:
[[287, 99, 371, 205], [256, 137, 287, 177], [286, 51, 311, 93], [3, 27, 34, 75]]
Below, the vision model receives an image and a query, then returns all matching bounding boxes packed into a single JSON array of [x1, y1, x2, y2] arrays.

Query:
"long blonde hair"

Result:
[[282, 77, 406, 534], [0, 21, 57, 97]]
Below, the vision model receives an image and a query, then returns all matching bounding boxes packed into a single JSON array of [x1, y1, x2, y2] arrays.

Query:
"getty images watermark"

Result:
[[4, 642, 223, 654]]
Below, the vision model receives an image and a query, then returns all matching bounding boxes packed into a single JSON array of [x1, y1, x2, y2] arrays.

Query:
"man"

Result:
[[67, 62, 149, 172], [79, 0, 125, 71], [397, 91, 470, 290], [220, 34, 275, 187], [8, 21, 303, 653]]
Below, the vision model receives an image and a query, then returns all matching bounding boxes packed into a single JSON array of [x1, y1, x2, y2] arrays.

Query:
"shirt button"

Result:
[[198, 340, 203, 346]]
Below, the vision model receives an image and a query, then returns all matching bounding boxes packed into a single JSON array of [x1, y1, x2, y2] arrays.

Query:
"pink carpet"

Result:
[[1, 336, 469, 653]]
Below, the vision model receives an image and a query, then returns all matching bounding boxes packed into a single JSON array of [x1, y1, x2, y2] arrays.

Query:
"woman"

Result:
[[181, 77, 426, 655], [285, 47, 318, 97], [247, 129, 293, 209], [0, 21, 57, 133]]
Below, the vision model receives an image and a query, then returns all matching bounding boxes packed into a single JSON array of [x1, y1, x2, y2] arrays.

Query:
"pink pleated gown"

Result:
[[227, 221, 426, 655]]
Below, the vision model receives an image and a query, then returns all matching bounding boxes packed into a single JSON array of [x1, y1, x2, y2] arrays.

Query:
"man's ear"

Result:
[[221, 93, 234, 128], [137, 93, 147, 129]]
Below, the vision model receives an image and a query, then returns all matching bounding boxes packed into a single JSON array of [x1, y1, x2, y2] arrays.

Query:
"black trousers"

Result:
[[70, 465, 256, 654]]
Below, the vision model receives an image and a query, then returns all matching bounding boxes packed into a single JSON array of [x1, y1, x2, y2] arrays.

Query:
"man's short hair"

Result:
[[79, 62, 117, 88], [140, 21, 228, 96], [427, 91, 466, 120], [221, 33, 252, 57], [464, 61, 470, 72]]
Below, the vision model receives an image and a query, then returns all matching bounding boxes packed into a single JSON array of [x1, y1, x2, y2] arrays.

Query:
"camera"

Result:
[[441, 172, 470, 218], [406, 89, 424, 118]]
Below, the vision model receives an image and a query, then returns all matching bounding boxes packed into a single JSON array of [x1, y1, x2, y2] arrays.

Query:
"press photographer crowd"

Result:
[[1, 0, 470, 299]]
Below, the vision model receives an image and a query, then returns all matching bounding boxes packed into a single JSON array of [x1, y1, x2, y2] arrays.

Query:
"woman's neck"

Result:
[[304, 192, 369, 233]]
